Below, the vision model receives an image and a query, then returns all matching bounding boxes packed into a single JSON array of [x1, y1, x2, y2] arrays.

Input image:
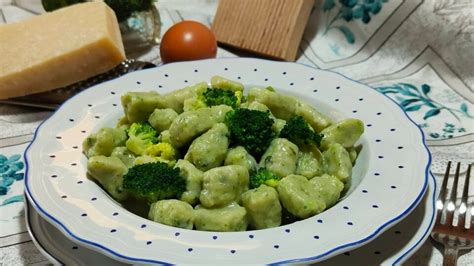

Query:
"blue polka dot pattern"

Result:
[[26, 58, 431, 264]]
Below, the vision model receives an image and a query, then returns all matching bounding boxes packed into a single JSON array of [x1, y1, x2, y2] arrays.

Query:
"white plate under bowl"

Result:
[[25, 173, 437, 265], [24, 58, 431, 264]]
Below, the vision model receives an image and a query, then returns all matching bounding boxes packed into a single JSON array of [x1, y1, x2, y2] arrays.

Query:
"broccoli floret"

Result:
[[279, 116, 322, 146], [123, 162, 186, 203], [125, 122, 158, 155], [250, 168, 281, 189], [104, 0, 155, 22], [225, 108, 274, 158], [202, 88, 241, 108], [145, 142, 178, 162]]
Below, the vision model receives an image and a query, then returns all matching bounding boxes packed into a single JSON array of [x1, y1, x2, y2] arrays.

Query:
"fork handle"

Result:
[[443, 246, 458, 266]]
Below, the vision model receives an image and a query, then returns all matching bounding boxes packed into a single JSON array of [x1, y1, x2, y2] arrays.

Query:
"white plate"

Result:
[[24, 58, 431, 264], [25, 173, 436, 265]]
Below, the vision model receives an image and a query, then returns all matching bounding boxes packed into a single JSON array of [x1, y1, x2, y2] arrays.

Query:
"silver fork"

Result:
[[431, 162, 473, 265]]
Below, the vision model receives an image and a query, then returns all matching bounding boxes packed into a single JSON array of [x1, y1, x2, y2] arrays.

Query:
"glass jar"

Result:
[[119, 4, 161, 58]]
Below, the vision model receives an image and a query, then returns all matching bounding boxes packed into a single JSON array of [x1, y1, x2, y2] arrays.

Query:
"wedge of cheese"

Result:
[[0, 2, 125, 99]]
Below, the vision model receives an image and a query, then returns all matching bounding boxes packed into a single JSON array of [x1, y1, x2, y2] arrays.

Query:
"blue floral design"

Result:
[[376, 83, 473, 121], [323, 0, 389, 44], [0, 154, 25, 206], [429, 123, 466, 139]]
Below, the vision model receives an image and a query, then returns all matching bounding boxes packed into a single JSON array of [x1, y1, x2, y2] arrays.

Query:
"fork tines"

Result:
[[435, 162, 472, 232]]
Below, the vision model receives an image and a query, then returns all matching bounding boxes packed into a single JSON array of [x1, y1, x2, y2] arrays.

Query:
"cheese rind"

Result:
[[0, 2, 125, 99]]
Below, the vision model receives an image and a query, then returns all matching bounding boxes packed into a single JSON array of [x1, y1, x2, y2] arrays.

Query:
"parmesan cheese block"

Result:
[[0, 2, 125, 99]]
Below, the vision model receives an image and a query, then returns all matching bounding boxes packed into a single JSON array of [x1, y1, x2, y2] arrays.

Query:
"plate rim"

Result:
[[24, 57, 432, 264], [24, 173, 437, 265]]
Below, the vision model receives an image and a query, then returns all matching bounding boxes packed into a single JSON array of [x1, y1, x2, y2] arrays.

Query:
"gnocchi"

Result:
[[83, 76, 364, 232]]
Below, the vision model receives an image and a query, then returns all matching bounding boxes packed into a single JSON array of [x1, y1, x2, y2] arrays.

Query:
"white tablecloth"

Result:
[[0, 0, 473, 265]]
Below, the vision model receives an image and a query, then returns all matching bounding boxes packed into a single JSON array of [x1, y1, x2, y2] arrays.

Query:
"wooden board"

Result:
[[211, 0, 314, 61]]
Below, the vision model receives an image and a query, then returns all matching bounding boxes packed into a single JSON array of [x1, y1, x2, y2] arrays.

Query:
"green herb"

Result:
[[42, 0, 155, 22]]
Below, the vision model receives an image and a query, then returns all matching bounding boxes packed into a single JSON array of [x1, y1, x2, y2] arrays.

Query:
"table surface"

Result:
[[1, 0, 473, 265]]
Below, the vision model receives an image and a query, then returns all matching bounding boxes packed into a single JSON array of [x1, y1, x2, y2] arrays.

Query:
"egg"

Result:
[[160, 21, 218, 64]]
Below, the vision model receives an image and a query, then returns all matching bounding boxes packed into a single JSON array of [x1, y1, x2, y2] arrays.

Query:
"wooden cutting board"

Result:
[[211, 0, 314, 61]]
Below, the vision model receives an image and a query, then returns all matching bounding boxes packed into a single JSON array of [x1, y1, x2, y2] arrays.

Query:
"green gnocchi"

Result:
[[83, 76, 364, 232]]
